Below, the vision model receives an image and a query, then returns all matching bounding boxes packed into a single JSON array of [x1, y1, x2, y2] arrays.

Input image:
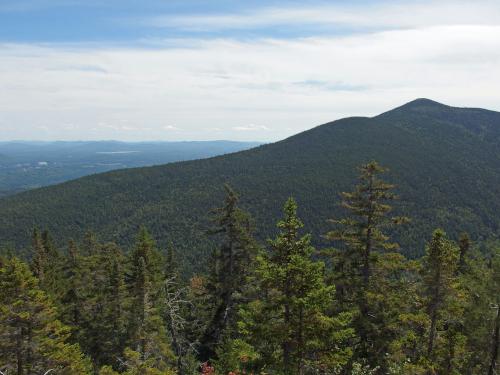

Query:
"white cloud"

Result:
[[163, 125, 180, 130], [1, 1, 500, 141], [147, 0, 500, 31], [233, 124, 270, 131]]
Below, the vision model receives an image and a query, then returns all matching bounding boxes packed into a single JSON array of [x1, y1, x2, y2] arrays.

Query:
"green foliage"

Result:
[[0, 256, 92, 374], [3, 99, 500, 274], [126, 227, 174, 370], [422, 230, 460, 359], [326, 161, 407, 369], [238, 198, 353, 374], [99, 348, 176, 375], [1, 157, 499, 375], [199, 185, 259, 360], [213, 338, 260, 374]]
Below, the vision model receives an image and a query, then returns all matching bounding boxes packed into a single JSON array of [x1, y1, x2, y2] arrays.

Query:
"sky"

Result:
[[0, 0, 499, 142]]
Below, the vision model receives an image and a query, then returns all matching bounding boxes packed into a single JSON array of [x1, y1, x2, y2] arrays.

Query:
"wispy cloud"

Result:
[[233, 124, 270, 132], [46, 64, 108, 74], [293, 80, 368, 92], [163, 125, 180, 131], [1, 1, 500, 141], [145, 1, 500, 32]]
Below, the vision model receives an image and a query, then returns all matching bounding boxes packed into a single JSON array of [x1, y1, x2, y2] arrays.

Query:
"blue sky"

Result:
[[1, 0, 499, 141], [0, 0, 365, 42]]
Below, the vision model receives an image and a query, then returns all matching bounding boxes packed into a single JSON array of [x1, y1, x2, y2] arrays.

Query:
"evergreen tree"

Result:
[[31, 228, 46, 281], [30, 228, 63, 300], [457, 232, 471, 274], [199, 185, 258, 361], [0, 256, 91, 374], [325, 161, 407, 366], [421, 229, 462, 373], [90, 243, 128, 369], [60, 239, 129, 370], [59, 239, 83, 335], [126, 227, 174, 371], [82, 230, 99, 256], [453, 240, 495, 373], [487, 249, 500, 375], [238, 198, 353, 374]]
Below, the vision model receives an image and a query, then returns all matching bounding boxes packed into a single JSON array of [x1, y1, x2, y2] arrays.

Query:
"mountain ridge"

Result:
[[1, 99, 499, 269]]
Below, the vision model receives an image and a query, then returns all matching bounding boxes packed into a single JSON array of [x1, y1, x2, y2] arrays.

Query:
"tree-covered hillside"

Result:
[[0, 140, 260, 197], [2, 168, 498, 374], [1, 99, 500, 264]]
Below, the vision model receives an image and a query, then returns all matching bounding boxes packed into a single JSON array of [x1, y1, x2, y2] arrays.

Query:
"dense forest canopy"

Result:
[[0, 162, 498, 374], [1, 99, 500, 268]]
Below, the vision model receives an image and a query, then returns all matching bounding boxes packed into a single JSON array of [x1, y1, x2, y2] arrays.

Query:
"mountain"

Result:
[[1, 99, 500, 268], [0, 140, 260, 196]]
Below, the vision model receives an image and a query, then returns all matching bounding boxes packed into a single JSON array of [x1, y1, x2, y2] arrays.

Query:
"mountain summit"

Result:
[[1, 99, 500, 265]]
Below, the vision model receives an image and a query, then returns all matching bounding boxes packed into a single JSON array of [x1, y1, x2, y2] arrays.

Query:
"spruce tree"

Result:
[[62, 239, 129, 370], [199, 185, 258, 361], [457, 232, 471, 274], [31, 228, 46, 282], [31, 228, 63, 300], [92, 243, 128, 369], [421, 229, 461, 372], [126, 227, 173, 371], [59, 239, 83, 335], [238, 198, 353, 374], [487, 249, 500, 375], [0, 256, 91, 374], [325, 161, 407, 365]]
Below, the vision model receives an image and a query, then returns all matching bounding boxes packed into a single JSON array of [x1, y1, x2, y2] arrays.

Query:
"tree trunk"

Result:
[[283, 268, 292, 374], [427, 265, 442, 358], [16, 327, 23, 375], [445, 329, 455, 374], [488, 306, 499, 375], [427, 308, 437, 357], [283, 302, 291, 373], [297, 306, 304, 375], [363, 174, 374, 288]]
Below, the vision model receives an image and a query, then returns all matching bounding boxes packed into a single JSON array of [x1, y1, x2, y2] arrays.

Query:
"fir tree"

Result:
[[457, 232, 471, 274], [199, 185, 258, 361], [421, 229, 461, 370], [59, 239, 83, 334], [126, 227, 173, 371], [0, 256, 92, 374], [31, 228, 64, 301], [31, 228, 46, 282], [487, 249, 500, 375], [325, 161, 407, 366], [239, 198, 353, 374]]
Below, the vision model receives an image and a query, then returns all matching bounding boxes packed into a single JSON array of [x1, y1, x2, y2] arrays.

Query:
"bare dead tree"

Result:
[[164, 276, 199, 375]]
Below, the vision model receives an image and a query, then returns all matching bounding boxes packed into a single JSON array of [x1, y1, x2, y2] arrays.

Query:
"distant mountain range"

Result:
[[1, 99, 499, 269], [0, 140, 260, 196]]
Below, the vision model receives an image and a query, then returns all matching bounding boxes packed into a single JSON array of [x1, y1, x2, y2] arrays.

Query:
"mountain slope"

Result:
[[0, 140, 260, 196], [1, 99, 500, 266]]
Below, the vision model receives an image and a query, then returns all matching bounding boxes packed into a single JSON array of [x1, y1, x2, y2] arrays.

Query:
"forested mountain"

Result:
[[1, 165, 498, 374], [1, 99, 500, 265], [1, 111, 500, 374], [0, 140, 260, 197]]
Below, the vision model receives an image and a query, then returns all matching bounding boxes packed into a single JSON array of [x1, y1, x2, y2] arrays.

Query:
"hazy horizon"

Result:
[[1, 0, 500, 142]]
